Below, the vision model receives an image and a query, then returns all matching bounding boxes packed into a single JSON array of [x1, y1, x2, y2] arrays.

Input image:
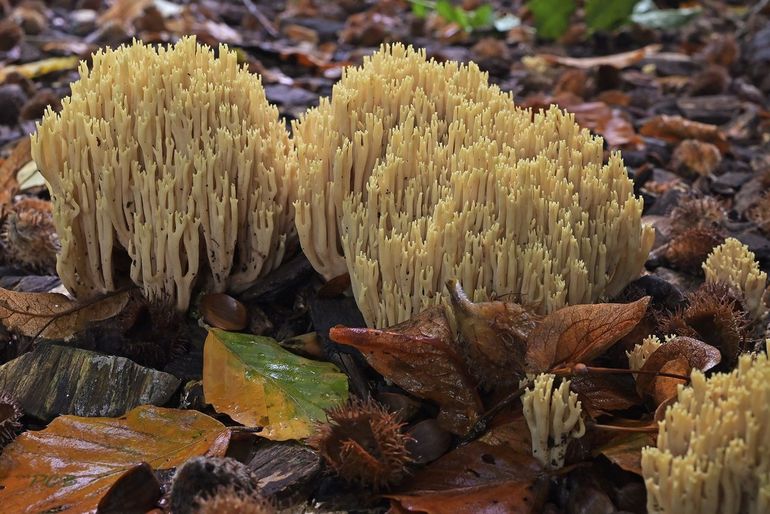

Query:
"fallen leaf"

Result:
[[539, 44, 661, 69], [567, 102, 642, 148], [98, 0, 152, 26], [0, 405, 230, 514], [0, 288, 130, 339], [639, 115, 729, 153], [387, 440, 544, 514], [594, 432, 656, 476], [203, 329, 349, 440], [635, 336, 721, 404], [330, 308, 482, 435], [0, 56, 80, 83], [447, 279, 539, 388], [525, 297, 650, 372], [569, 375, 641, 418], [0, 138, 28, 211], [670, 139, 722, 177]]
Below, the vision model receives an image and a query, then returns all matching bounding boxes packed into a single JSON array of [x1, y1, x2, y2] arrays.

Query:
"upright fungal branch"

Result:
[[521, 373, 585, 469], [702, 238, 767, 321], [294, 44, 654, 328], [31, 37, 296, 310], [642, 344, 770, 514]]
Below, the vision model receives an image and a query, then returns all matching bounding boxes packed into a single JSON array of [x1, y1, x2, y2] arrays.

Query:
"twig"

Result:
[[242, 0, 279, 38]]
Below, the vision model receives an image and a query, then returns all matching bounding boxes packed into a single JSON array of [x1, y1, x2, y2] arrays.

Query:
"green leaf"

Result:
[[631, 0, 701, 29], [436, 0, 459, 23], [203, 329, 349, 440], [585, 0, 638, 31], [527, 0, 576, 40], [469, 4, 495, 29], [411, 0, 430, 18]]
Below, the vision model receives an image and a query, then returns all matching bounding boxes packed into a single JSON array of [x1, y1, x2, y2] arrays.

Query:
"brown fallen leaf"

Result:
[[594, 432, 656, 476], [0, 287, 130, 339], [0, 405, 230, 514], [98, 0, 152, 26], [0, 138, 27, 212], [670, 139, 722, 177], [639, 115, 729, 153], [539, 44, 662, 69], [525, 297, 650, 373], [330, 308, 482, 435], [569, 375, 642, 418], [447, 279, 539, 389], [635, 336, 721, 405], [386, 440, 545, 514]]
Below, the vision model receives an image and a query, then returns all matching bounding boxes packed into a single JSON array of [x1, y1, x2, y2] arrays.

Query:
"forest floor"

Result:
[[0, 1, 769, 513]]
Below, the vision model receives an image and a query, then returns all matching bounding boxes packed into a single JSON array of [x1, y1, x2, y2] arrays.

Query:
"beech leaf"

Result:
[[0, 288, 131, 339], [330, 308, 482, 435], [387, 440, 544, 514], [635, 336, 721, 404], [0, 405, 230, 514], [447, 279, 539, 388], [525, 297, 650, 372], [203, 329, 349, 441]]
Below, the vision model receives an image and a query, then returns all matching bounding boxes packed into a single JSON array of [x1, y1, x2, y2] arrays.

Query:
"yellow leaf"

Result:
[[0, 405, 230, 513], [203, 329, 349, 440], [0, 56, 80, 83]]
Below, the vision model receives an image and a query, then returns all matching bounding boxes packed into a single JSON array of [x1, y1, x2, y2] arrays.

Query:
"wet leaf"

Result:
[[635, 336, 721, 405], [0, 288, 130, 339], [447, 279, 539, 388], [330, 308, 482, 435], [525, 297, 650, 372], [595, 432, 656, 476], [0, 406, 230, 514], [203, 329, 348, 440], [639, 115, 728, 153], [387, 440, 544, 514]]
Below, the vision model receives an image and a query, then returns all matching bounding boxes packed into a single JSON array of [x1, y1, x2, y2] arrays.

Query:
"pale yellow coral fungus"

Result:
[[642, 343, 770, 514], [522, 373, 585, 469], [703, 238, 767, 321], [294, 44, 654, 328], [31, 37, 296, 310]]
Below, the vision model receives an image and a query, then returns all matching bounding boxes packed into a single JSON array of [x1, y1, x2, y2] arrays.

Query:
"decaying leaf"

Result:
[[635, 336, 721, 405], [0, 288, 130, 339], [330, 307, 483, 435], [0, 405, 230, 514], [525, 297, 650, 372], [595, 432, 656, 476], [639, 115, 729, 153], [0, 138, 28, 211], [447, 279, 539, 388], [569, 375, 642, 418], [386, 440, 545, 514], [203, 329, 349, 440]]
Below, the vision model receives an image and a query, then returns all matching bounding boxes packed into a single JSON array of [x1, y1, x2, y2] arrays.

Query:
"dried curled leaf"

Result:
[[330, 308, 482, 435], [525, 297, 650, 372], [635, 336, 721, 405], [447, 279, 539, 389], [0, 288, 130, 339], [639, 115, 728, 153]]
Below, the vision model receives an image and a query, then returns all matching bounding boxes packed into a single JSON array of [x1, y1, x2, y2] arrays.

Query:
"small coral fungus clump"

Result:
[[309, 399, 412, 489], [294, 44, 654, 328], [642, 344, 770, 514], [521, 374, 585, 469], [702, 238, 767, 321], [31, 37, 297, 310]]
